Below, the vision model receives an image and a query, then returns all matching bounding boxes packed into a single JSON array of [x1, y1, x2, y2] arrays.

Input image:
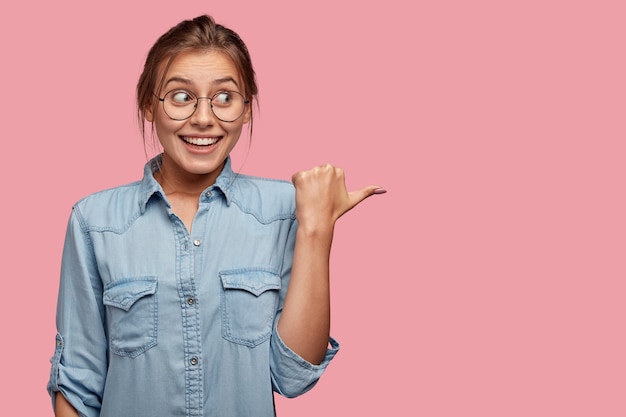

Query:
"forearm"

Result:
[[281, 163, 383, 364], [55, 392, 79, 417], [277, 225, 333, 365]]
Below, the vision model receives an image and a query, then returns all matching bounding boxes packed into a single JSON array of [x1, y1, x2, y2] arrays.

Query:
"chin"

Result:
[[187, 160, 225, 175]]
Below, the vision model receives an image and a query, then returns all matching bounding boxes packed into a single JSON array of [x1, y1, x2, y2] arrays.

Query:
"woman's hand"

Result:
[[291, 163, 385, 232]]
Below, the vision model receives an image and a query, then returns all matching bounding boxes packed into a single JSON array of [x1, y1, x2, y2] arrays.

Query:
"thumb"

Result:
[[347, 185, 387, 209]]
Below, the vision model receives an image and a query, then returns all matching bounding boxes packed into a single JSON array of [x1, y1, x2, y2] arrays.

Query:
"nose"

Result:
[[190, 97, 216, 126]]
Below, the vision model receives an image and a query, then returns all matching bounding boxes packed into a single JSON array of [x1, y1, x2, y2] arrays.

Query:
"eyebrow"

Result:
[[163, 76, 240, 89]]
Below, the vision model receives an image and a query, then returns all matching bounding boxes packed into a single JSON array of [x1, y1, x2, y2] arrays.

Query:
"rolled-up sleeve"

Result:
[[270, 329, 339, 398], [47, 207, 107, 417]]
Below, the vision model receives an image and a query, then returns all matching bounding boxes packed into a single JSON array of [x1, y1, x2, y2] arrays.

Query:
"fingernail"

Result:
[[373, 188, 387, 194]]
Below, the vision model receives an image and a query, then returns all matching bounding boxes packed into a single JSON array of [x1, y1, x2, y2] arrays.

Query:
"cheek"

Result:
[[226, 123, 245, 142], [153, 117, 183, 145], [154, 107, 180, 130]]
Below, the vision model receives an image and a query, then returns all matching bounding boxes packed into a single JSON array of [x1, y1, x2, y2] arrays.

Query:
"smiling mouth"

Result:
[[181, 136, 221, 146]]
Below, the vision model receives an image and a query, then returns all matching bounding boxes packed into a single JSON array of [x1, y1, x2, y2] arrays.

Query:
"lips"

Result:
[[180, 136, 221, 146]]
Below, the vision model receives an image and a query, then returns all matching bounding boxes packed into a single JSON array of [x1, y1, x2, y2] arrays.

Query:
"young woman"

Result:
[[48, 15, 385, 417]]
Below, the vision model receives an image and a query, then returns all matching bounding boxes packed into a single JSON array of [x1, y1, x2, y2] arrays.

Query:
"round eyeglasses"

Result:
[[156, 90, 250, 122]]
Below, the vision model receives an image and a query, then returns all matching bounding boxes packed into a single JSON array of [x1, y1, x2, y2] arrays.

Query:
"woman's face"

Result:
[[146, 50, 251, 184]]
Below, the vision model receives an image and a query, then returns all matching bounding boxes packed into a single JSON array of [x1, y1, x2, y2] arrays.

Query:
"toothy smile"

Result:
[[181, 136, 220, 146]]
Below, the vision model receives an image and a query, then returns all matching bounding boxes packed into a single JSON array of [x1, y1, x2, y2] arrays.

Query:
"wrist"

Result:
[[296, 221, 335, 239]]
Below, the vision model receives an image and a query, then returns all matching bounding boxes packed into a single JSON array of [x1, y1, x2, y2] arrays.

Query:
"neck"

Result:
[[154, 154, 226, 196]]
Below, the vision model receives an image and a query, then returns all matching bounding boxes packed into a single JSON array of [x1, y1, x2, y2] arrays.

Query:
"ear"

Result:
[[242, 102, 252, 124], [145, 106, 154, 123]]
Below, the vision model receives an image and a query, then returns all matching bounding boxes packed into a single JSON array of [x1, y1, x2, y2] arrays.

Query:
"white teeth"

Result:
[[182, 136, 219, 146]]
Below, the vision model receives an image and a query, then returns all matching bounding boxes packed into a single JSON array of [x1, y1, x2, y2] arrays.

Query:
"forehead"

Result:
[[162, 50, 242, 88]]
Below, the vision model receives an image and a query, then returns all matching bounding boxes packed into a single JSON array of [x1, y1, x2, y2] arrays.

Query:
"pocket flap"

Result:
[[103, 277, 158, 311], [219, 270, 281, 296]]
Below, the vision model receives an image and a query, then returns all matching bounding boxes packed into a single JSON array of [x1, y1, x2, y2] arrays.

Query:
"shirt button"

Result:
[[190, 357, 198, 366], [205, 191, 212, 198], [182, 242, 188, 251], [193, 239, 201, 246], [187, 297, 195, 305]]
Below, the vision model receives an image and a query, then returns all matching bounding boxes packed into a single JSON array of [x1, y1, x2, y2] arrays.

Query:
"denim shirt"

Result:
[[47, 156, 339, 417]]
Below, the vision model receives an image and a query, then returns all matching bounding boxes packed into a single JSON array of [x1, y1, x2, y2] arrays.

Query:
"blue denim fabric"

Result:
[[47, 156, 339, 417]]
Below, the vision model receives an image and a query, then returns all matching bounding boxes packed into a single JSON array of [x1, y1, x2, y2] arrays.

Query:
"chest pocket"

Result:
[[103, 277, 158, 358], [219, 269, 281, 347]]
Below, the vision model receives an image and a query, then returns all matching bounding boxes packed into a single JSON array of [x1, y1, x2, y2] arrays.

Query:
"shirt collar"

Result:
[[138, 154, 237, 213], [213, 157, 237, 205]]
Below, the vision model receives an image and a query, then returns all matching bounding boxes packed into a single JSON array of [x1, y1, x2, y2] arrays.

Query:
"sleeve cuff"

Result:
[[270, 329, 340, 397]]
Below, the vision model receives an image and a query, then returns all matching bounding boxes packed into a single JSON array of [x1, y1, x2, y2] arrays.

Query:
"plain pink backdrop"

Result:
[[1, 1, 625, 416]]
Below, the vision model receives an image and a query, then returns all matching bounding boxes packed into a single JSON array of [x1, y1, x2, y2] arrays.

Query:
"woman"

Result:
[[48, 15, 385, 417]]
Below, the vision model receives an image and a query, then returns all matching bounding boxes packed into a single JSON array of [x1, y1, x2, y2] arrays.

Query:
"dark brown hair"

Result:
[[136, 15, 258, 141]]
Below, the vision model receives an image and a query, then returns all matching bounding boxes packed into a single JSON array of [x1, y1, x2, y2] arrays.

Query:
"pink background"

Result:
[[1, 0, 625, 415]]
